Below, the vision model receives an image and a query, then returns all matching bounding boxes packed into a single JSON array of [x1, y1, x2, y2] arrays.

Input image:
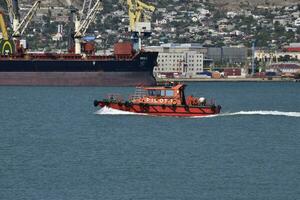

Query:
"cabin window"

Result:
[[148, 90, 162, 96], [165, 90, 174, 97]]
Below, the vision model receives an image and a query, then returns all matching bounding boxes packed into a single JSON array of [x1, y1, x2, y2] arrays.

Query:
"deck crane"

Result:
[[80, 0, 93, 21], [74, 0, 103, 54], [127, 0, 155, 50], [12, 1, 41, 40], [0, 11, 9, 41], [4, 0, 19, 25], [0, 11, 14, 54], [4, 0, 40, 51]]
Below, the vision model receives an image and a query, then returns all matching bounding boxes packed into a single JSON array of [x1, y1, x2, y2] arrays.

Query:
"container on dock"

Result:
[[224, 68, 241, 76], [265, 72, 277, 77], [254, 72, 266, 78]]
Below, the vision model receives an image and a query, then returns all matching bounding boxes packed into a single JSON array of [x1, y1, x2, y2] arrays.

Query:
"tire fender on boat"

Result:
[[185, 105, 189, 111], [93, 100, 99, 107], [211, 105, 216, 112], [125, 101, 131, 107]]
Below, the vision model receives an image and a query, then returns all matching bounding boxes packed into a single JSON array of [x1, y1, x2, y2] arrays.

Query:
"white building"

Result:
[[295, 18, 300, 27], [145, 44, 205, 78]]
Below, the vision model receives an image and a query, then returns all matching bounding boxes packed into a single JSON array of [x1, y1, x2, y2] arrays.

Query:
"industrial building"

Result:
[[207, 47, 248, 64], [256, 43, 300, 62]]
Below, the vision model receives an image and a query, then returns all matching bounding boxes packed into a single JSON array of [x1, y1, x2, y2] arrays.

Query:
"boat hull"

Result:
[[94, 101, 221, 117]]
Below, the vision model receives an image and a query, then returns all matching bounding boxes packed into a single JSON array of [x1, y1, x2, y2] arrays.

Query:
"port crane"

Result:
[[0, 11, 9, 41], [0, 11, 15, 54], [74, 0, 103, 54], [12, 1, 41, 39], [126, 0, 155, 50], [4, 0, 41, 51], [80, 0, 93, 21]]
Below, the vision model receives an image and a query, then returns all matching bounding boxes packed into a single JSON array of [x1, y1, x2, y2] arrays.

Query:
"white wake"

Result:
[[94, 106, 147, 116], [193, 111, 300, 118], [95, 107, 300, 118], [226, 111, 300, 118]]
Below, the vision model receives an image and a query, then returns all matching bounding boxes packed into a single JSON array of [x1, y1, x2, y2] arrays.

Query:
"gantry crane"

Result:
[[127, 0, 155, 50], [74, 0, 103, 54]]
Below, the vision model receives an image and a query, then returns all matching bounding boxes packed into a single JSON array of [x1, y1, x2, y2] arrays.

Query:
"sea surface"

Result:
[[0, 82, 299, 200]]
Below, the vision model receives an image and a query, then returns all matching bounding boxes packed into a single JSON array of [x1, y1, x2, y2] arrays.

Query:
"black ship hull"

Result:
[[0, 52, 158, 86]]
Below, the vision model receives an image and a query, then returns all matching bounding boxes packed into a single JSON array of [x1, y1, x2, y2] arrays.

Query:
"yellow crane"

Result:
[[0, 11, 9, 41], [4, 0, 40, 52], [127, 0, 155, 33], [126, 0, 155, 50], [0, 11, 14, 55]]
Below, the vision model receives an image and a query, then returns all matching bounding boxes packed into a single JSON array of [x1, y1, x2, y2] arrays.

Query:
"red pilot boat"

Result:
[[94, 83, 221, 117]]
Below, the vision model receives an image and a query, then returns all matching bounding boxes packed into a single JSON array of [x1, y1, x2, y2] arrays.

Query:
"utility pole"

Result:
[[251, 41, 255, 76]]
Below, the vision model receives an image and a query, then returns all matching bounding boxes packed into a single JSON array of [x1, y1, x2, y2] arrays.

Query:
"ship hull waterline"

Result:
[[0, 71, 155, 86]]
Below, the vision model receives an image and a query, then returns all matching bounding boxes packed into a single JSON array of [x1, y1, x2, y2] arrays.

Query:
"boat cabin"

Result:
[[131, 84, 186, 105]]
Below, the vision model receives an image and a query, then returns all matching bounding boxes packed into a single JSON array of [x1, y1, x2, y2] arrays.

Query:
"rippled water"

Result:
[[0, 82, 299, 200]]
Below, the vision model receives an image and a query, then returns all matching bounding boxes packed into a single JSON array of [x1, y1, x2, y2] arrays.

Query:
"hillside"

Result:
[[1, 0, 300, 11], [210, 0, 300, 10]]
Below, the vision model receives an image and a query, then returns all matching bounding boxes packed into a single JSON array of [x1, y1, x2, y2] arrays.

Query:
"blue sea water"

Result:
[[0, 82, 299, 200]]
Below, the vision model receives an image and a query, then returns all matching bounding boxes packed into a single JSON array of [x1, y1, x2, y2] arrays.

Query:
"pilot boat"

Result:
[[93, 83, 221, 117]]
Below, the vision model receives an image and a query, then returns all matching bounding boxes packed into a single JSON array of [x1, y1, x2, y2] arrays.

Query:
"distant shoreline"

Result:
[[156, 78, 296, 83]]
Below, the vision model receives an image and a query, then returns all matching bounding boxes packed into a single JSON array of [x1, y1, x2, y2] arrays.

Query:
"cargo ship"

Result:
[[0, 0, 158, 86], [0, 42, 158, 86], [94, 83, 222, 117]]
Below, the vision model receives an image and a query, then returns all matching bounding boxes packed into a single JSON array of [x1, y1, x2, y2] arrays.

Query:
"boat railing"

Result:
[[209, 98, 216, 106], [130, 87, 147, 100], [105, 94, 124, 102]]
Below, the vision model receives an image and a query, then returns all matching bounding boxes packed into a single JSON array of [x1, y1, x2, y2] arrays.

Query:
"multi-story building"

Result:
[[145, 43, 205, 78], [155, 51, 204, 78]]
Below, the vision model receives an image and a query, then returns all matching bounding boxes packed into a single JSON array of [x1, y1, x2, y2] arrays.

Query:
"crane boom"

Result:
[[75, 0, 103, 38], [0, 11, 9, 40], [12, 0, 41, 37], [126, 0, 155, 50], [74, 0, 103, 54], [80, 0, 92, 21], [5, 0, 14, 23], [5, 0, 20, 23], [127, 0, 155, 32]]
